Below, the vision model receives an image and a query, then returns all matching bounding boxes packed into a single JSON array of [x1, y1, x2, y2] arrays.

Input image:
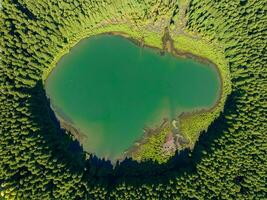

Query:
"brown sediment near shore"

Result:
[[106, 31, 146, 48], [54, 110, 88, 143], [44, 28, 224, 162]]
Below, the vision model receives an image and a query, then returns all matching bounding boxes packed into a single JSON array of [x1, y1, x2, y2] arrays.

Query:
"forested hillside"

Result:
[[0, 0, 266, 199]]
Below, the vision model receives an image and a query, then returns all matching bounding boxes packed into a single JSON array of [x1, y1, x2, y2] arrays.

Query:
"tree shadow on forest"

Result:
[[28, 80, 240, 187], [11, 0, 37, 20], [27, 81, 85, 169]]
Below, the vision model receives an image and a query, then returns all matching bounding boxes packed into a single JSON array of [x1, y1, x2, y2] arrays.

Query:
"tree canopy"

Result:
[[0, 0, 266, 199]]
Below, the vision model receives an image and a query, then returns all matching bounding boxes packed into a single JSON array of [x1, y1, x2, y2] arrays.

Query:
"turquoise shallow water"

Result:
[[46, 35, 220, 160]]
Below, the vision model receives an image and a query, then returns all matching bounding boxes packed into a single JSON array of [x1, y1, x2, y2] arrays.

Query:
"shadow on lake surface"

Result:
[[27, 80, 238, 186]]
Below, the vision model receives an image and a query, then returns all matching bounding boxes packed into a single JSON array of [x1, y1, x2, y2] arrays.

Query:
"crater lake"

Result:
[[45, 34, 221, 160]]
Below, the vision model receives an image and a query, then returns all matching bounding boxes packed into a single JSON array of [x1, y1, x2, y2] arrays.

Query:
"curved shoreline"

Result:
[[106, 30, 223, 117], [43, 28, 227, 162]]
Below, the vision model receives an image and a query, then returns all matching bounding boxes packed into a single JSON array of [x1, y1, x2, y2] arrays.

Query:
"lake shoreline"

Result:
[[44, 30, 224, 163], [107, 30, 223, 115], [117, 118, 169, 162]]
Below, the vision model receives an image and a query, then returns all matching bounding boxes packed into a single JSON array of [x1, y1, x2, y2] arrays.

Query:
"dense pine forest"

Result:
[[0, 0, 266, 199]]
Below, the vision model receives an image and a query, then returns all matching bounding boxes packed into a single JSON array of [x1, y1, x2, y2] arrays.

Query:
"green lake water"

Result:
[[45, 35, 220, 160]]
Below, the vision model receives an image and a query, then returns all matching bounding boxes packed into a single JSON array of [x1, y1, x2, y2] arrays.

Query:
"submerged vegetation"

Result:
[[0, 0, 266, 199]]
